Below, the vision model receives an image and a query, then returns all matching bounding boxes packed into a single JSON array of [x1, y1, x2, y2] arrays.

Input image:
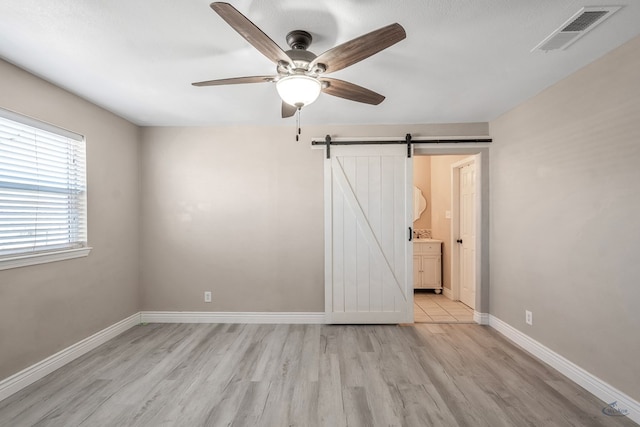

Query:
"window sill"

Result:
[[0, 247, 92, 271]]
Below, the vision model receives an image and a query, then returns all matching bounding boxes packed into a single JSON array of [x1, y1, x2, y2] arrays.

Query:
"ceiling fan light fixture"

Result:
[[276, 75, 322, 108], [194, 4, 406, 118]]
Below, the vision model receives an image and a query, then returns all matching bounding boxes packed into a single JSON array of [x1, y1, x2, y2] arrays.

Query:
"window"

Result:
[[0, 108, 90, 270]]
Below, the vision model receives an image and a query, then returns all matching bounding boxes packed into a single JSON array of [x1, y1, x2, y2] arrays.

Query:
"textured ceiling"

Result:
[[1, 0, 639, 126]]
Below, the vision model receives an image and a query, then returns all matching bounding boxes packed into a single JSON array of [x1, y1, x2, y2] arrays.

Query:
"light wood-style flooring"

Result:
[[0, 323, 635, 426]]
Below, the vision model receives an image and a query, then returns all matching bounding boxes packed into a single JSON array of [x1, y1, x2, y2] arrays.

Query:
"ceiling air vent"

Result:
[[532, 6, 621, 52]]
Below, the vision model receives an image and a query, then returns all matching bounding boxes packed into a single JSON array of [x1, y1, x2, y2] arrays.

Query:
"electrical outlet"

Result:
[[204, 291, 212, 303], [525, 310, 533, 326]]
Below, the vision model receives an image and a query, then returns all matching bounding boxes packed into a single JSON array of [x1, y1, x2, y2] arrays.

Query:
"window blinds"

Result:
[[0, 109, 87, 257]]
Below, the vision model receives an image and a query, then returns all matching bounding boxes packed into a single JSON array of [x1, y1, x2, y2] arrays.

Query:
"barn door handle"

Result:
[[456, 239, 463, 244], [409, 227, 413, 241]]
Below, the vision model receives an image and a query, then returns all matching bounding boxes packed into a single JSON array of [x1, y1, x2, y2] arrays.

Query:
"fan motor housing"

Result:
[[281, 31, 317, 72], [286, 48, 316, 64], [286, 30, 312, 50]]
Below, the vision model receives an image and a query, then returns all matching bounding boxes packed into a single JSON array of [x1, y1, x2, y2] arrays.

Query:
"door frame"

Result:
[[413, 145, 489, 323], [450, 155, 480, 306]]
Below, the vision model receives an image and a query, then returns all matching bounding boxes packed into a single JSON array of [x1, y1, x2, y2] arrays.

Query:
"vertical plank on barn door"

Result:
[[325, 144, 412, 324]]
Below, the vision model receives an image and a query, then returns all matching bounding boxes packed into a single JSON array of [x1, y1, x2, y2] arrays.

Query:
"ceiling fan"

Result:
[[192, 2, 407, 118]]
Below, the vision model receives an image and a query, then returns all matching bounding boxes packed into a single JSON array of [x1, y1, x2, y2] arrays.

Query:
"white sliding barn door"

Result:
[[325, 145, 413, 324]]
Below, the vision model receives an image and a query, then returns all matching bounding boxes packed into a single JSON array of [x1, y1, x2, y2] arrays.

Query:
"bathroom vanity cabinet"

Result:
[[413, 239, 442, 293]]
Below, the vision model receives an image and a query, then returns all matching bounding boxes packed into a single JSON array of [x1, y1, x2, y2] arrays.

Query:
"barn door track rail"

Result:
[[314, 134, 492, 159]]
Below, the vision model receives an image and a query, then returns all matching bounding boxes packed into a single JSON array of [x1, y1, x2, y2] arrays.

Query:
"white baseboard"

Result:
[[0, 312, 141, 403], [474, 311, 490, 325], [140, 311, 326, 324], [442, 287, 453, 299], [489, 315, 639, 424]]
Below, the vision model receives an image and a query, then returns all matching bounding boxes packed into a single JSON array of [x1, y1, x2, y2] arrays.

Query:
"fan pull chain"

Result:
[[295, 107, 302, 142]]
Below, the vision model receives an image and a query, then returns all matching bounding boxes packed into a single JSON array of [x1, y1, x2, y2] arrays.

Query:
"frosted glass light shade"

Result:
[[276, 75, 322, 107]]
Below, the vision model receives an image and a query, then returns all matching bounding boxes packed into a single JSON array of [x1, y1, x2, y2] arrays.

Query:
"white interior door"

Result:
[[459, 162, 476, 308], [325, 144, 412, 324]]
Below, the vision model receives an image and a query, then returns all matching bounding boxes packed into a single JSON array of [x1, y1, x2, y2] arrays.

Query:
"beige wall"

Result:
[[139, 125, 325, 312], [140, 123, 488, 312], [413, 156, 431, 229], [489, 35, 640, 401], [0, 60, 140, 381], [429, 155, 468, 290]]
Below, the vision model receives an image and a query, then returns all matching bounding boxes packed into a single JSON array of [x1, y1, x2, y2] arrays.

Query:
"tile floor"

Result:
[[414, 290, 475, 323]]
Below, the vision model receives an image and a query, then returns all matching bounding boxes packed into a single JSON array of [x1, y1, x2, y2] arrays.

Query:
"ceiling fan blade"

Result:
[[320, 78, 385, 105], [282, 102, 297, 118], [211, 2, 293, 66], [192, 75, 276, 86], [310, 23, 406, 74]]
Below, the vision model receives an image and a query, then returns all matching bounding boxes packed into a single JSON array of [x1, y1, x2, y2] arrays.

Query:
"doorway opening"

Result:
[[412, 151, 484, 324]]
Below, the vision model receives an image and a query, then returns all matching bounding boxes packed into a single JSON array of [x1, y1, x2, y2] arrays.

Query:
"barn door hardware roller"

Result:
[[325, 135, 331, 159]]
